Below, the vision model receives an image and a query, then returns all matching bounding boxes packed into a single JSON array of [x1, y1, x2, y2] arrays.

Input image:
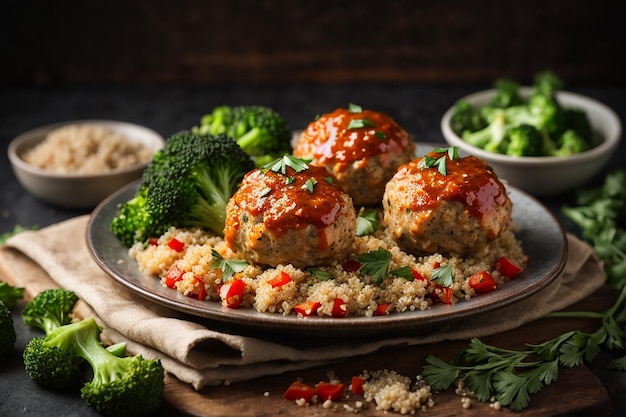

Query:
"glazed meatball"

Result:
[[293, 106, 415, 207], [383, 150, 512, 256], [224, 160, 356, 268]]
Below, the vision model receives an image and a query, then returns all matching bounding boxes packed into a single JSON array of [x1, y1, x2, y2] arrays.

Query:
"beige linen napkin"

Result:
[[1, 215, 605, 390]]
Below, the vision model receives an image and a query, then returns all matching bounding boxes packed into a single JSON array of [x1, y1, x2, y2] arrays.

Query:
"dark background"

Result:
[[2, 0, 625, 87]]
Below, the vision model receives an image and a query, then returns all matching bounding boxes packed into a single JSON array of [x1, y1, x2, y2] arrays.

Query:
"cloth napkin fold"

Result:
[[1, 215, 605, 390]]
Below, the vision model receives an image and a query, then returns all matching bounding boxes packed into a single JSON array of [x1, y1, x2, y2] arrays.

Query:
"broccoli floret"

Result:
[[0, 281, 25, 310], [23, 317, 164, 416], [533, 70, 564, 97], [192, 105, 293, 167], [552, 129, 590, 156], [111, 131, 255, 247], [564, 108, 593, 143], [462, 109, 509, 152], [0, 300, 16, 362], [22, 288, 79, 335], [490, 78, 523, 108], [449, 100, 487, 136], [505, 124, 546, 156]]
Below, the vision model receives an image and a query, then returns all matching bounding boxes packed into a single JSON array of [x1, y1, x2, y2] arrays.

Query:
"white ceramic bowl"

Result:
[[441, 88, 622, 196], [8, 120, 164, 209]]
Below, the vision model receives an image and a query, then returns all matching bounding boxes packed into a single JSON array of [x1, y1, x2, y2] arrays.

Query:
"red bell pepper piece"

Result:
[[342, 259, 362, 272], [411, 268, 427, 282], [284, 381, 316, 403], [316, 381, 345, 401], [373, 303, 391, 316], [351, 376, 366, 395], [193, 276, 207, 301], [433, 284, 453, 304], [495, 256, 523, 279], [331, 298, 348, 317], [468, 270, 498, 294], [219, 279, 246, 308], [267, 271, 292, 288], [164, 264, 185, 288], [148, 237, 159, 246], [166, 237, 185, 252], [293, 301, 321, 317]]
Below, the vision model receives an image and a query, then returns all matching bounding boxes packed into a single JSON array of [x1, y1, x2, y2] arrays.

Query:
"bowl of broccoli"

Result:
[[441, 72, 622, 196]]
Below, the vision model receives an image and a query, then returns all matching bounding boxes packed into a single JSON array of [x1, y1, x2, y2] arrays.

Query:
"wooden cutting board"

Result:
[[0, 247, 612, 416]]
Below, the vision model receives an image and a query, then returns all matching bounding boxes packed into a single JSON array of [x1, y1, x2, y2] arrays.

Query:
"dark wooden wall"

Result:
[[3, 0, 625, 86]]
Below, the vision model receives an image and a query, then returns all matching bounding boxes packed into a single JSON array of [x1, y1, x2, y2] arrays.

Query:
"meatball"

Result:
[[383, 151, 512, 256], [224, 160, 356, 268], [293, 106, 415, 207]]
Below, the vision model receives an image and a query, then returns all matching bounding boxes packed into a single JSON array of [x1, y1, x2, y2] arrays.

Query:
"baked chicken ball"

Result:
[[293, 105, 415, 207], [224, 157, 357, 268], [383, 149, 512, 257]]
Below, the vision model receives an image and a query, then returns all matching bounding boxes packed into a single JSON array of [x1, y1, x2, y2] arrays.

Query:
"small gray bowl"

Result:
[[441, 88, 622, 196], [8, 120, 164, 209]]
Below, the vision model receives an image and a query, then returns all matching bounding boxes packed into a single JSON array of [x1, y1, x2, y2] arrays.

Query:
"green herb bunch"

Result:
[[422, 169, 626, 411]]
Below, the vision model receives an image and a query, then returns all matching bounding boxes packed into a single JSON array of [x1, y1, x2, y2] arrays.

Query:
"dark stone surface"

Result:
[[0, 84, 624, 416]]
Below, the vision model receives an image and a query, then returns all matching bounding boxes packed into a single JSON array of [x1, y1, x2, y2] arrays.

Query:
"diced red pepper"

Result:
[[342, 260, 362, 272], [316, 381, 345, 401], [495, 256, 523, 279], [411, 268, 427, 282], [433, 285, 453, 304], [331, 298, 348, 317], [351, 376, 366, 395], [164, 264, 185, 288], [433, 261, 441, 269], [284, 381, 316, 403], [468, 270, 498, 294], [219, 279, 246, 308], [148, 237, 159, 246], [193, 276, 207, 301], [293, 301, 321, 317], [267, 271, 292, 288], [166, 238, 185, 252], [373, 303, 391, 316]]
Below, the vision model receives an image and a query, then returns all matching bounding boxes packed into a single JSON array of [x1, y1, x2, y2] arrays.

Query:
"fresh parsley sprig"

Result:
[[211, 249, 249, 281], [262, 154, 311, 175], [418, 146, 459, 175], [357, 248, 392, 284]]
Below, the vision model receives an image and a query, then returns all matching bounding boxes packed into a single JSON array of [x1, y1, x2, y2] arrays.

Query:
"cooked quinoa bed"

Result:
[[129, 216, 526, 317]]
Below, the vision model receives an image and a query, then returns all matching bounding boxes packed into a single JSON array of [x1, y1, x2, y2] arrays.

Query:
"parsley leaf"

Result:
[[356, 209, 380, 237], [348, 103, 363, 113], [211, 249, 249, 282], [262, 154, 311, 175], [347, 119, 375, 130], [418, 146, 459, 175], [304, 177, 317, 193], [431, 264, 454, 287], [357, 247, 392, 284], [390, 266, 414, 281], [306, 267, 333, 281]]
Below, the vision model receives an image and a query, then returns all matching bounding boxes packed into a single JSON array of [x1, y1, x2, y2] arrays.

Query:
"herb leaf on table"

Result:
[[422, 169, 626, 411]]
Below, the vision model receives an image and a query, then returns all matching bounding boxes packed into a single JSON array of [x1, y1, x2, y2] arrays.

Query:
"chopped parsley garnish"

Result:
[[430, 263, 454, 287], [348, 103, 363, 113], [374, 131, 387, 139], [390, 266, 415, 281], [348, 119, 376, 130], [356, 209, 380, 237], [304, 177, 318, 193], [211, 249, 249, 282], [357, 247, 392, 284], [262, 154, 311, 175], [323, 176, 334, 185], [307, 267, 333, 281], [418, 146, 459, 175]]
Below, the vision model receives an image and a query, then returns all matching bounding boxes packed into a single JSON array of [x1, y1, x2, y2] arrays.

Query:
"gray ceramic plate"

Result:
[[87, 144, 567, 338]]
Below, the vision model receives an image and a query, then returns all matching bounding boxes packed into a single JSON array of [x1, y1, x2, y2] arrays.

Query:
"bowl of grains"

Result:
[[8, 120, 164, 209]]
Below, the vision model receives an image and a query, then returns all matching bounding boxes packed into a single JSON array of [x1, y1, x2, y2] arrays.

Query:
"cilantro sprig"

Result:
[[418, 146, 459, 175], [262, 154, 311, 175], [211, 249, 249, 282]]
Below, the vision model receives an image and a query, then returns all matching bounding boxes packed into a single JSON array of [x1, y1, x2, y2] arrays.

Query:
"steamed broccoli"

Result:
[[22, 288, 79, 335], [0, 300, 16, 361], [111, 131, 255, 247], [505, 124, 546, 156], [450, 71, 593, 157], [192, 105, 293, 167], [23, 317, 164, 416], [0, 281, 25, 310]]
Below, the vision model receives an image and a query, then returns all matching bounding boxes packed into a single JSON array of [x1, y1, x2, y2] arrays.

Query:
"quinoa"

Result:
[[359, 370, 433, 415], [129, 215, 527, 317], [22, 124, 154, 174]]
